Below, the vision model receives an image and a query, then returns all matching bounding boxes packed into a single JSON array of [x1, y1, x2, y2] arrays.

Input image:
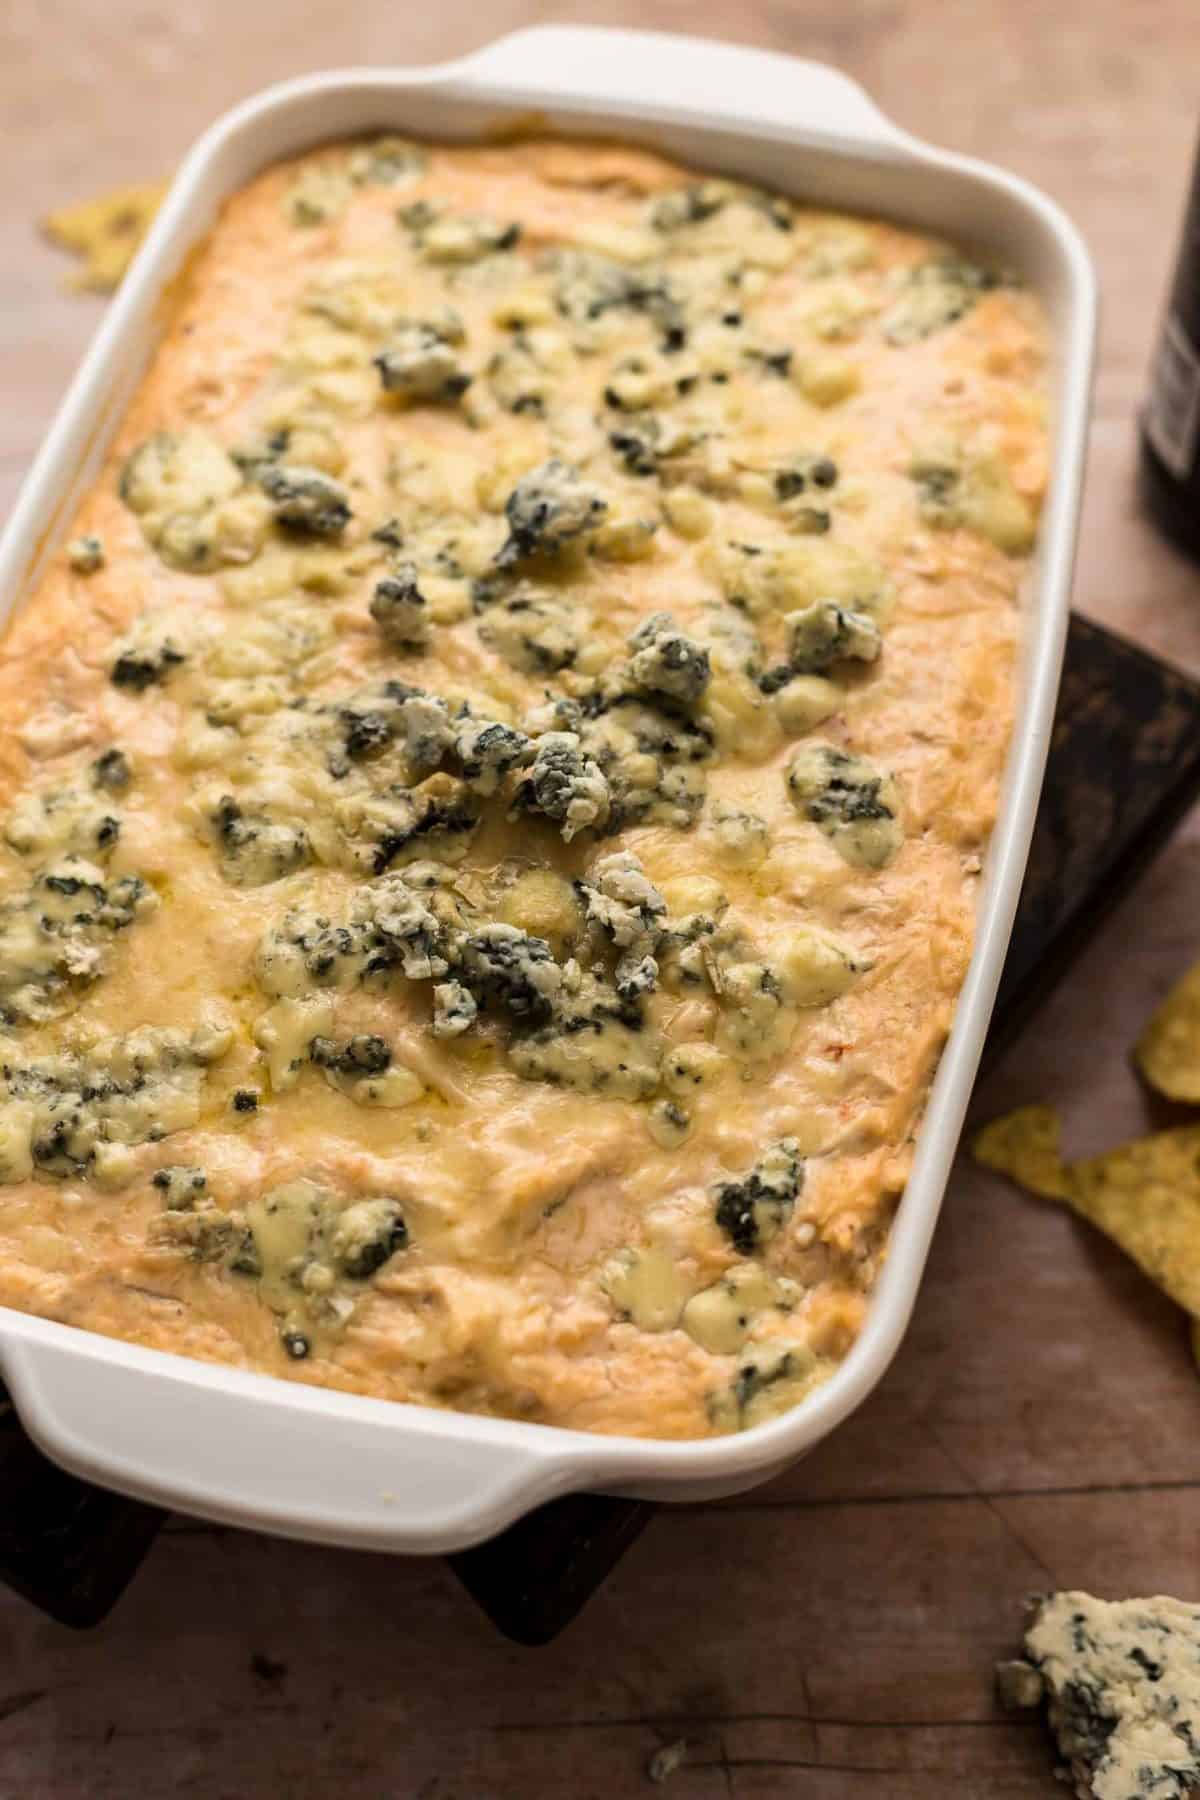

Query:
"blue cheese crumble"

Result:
[[495, 460, 609, 569], [0, 1014, 231, 1187], [0, 857, 157, 1026], [511, 732, 611, 841], [374, 318, 471, 404], [1003, 1591, 1200, 1800], [627, 612, 712, 705], [785, 742, 903, 868]]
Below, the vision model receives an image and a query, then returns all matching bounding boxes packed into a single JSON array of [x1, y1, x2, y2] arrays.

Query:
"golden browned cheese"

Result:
[[0, 136, 1046, 1438]]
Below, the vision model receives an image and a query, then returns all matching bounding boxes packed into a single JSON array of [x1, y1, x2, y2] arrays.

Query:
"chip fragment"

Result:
[[42, 182, 168, 293], [1070, 1126, 1200, 1316], [1136, 958, 1200, 1103], [971, 1103, 1073, 1201], [973, 1107, 1200, 1316], [977, 951, 1200, 1345]]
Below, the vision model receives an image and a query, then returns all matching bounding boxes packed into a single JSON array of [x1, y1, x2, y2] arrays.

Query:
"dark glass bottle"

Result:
[[1142, 135, 1200, 560]]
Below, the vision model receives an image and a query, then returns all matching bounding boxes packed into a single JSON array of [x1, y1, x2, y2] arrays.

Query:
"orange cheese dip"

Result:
[[0, 136, 1046, 1438]]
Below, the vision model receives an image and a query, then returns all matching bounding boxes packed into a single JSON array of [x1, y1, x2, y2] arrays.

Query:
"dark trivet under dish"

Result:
[[2, 613, 1199, 1641]]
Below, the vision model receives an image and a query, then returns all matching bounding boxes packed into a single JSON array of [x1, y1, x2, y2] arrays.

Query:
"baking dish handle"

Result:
[[453, 25, 915, 156], [1, 1333, 569, 1554]]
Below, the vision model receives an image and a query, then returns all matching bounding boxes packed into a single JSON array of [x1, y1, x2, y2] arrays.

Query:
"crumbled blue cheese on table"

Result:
[[1004, 1591, 1200, 1800]]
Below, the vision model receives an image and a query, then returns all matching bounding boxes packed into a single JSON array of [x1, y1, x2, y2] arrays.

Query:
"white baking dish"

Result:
[[0, 26, 1095, 1553]]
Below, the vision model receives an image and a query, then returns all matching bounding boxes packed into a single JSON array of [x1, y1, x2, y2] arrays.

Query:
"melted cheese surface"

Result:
[[0, 136, 1046, 1438]]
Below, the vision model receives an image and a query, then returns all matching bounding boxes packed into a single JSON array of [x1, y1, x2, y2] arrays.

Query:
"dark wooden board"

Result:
[[0, 1396, 163, 1629]]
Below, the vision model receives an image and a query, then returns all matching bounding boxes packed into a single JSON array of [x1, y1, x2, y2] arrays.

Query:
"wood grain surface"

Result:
[[4, 1, 1200, 1794]]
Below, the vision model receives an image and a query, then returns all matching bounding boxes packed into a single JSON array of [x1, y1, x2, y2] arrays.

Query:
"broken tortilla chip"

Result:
[[975, 1105, 1200, 1317], [42, 182, 167, 294], [971, 1104, 1073, 1200], [1136, 960, 1200, 1103], [1069, 1125, 1200, 1316]]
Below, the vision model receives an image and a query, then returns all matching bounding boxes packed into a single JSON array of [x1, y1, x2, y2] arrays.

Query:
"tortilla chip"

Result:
[[1069, 1126, 1200, 1315], [1136, 960, 1200, 1102], [971, 1104, 1073, 1200], [42, 182, 167, 293], [976, 1105, 1200, 1317]]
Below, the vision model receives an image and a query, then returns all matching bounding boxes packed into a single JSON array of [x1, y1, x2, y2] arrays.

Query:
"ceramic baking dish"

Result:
[[0, 25, 1095, 1553]]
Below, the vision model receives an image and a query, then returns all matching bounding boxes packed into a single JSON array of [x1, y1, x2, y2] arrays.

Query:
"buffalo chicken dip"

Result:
[[0, 135, 1047, 1437]]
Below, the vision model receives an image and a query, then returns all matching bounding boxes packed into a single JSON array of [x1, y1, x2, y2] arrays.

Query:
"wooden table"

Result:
[[3, 2, 1200, 1793]]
